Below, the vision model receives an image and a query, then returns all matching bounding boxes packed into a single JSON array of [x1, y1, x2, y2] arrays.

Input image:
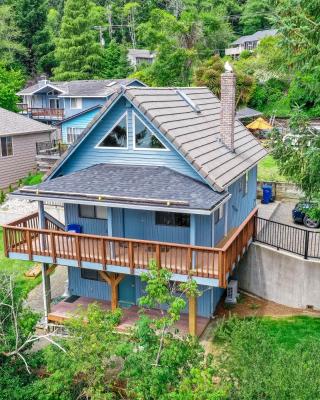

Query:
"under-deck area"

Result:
[[48, 296, 210, 337]]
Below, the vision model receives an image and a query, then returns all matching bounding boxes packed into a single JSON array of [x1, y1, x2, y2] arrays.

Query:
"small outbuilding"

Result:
[[0, 107, 55, 189]]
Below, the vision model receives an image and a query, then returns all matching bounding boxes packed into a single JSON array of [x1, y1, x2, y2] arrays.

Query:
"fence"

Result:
[[36, 140, 68, 157], [254, 216, 320, 259]]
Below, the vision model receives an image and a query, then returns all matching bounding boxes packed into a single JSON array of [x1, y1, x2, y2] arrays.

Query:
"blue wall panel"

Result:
[[227, 166, 257, 230], [55, 97, 202, 181], [64, 203, 108, 235], [68, 266, 111, 300], [64, 98, 105, 118]]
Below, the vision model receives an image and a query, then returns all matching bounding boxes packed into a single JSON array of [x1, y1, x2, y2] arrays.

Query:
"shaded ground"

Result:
[[215, 292, 320, 319]]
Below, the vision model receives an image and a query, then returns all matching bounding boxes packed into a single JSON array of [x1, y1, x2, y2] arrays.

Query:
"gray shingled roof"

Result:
[[18, 164, 228, 211], [0, 107, 55, 136], [124, 87, 267, 189], [17, 79, 142, 97], [236, 107, 263, 120], [232, 29, 277, 45]]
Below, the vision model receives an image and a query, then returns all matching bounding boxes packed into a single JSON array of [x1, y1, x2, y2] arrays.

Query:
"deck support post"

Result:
[[188, 295, 197, 336], [99, 272, 124, 311], [41, 263, 51, 326]]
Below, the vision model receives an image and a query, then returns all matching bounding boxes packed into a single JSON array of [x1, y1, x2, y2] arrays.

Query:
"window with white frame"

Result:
[[134, 113, 166, 150], [240, 172, 249, 196], [97, 114, 127, 148], [70, 98, 82, 109], [0, 136, 13, 157], [214, 205, 224, 224], [66, 127, 84, 144]]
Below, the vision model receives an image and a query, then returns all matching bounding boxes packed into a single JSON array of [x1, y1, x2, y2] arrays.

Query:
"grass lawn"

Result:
[[0, 227, 41, 297], [258, 154, 287, 182]]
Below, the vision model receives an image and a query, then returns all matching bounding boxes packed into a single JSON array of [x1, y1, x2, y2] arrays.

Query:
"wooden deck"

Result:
[[2, 208, 258, 288], [48, 296, 210, 336]]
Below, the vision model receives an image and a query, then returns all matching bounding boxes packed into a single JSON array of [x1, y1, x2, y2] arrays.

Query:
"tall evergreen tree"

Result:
[[102, 40, 132, 79], [13, 0, 48, 74], [53, 0, 104, 81]]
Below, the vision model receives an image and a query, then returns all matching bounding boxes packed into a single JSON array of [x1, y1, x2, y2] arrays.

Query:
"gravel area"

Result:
[[0, 198, 37, 225]]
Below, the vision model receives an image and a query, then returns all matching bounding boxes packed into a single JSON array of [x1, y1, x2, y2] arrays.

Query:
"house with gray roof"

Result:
[[0, 107, 54, 189], [128, 49, 156, 69], [16, 78, 146, 124], [225, 29, 277, 58], [3, 71, 266, 336]]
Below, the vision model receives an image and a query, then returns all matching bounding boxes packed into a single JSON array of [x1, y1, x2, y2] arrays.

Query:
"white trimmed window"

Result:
[[0, 136, 13, 157], [134, 113, 167, 150], [79, 205, 107, 220], [240, 172, 249, 196], [97, 113, 127, 148], [214, 205, 224, 224], [70, 98, 82, 109], [66, 127, 84, 144]]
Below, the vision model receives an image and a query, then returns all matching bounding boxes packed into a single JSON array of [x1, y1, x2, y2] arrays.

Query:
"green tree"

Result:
[[240, 0, 274, 35], [13, 0, 48, 74], [53, 0, 104, 80], [193, 55, 255, 106], [102, 39, 132, 79], [0, 5, 26, 68], [0, 64, 25, 111]]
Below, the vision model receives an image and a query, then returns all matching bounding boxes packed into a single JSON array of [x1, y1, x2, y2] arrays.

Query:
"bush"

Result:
[[250, 78, 288, 110]]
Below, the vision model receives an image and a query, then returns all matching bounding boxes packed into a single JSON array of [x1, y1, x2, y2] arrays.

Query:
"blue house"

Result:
[[16, 78, 145, 125], [3, 72, 266, 335]]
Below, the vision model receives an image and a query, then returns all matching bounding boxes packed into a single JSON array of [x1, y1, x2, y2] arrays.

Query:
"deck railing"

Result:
[[36, 140, 68, 157], [17, 103, 64, 119], [3, 209, 257, 287]]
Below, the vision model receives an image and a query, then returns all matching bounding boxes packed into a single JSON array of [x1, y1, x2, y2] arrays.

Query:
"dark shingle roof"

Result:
[[236, 107, 263, 120], [18, 164, 228, 211], [0, 107, 55, 136], [232, 29, 277, 45], [17, 79, 143, 97]]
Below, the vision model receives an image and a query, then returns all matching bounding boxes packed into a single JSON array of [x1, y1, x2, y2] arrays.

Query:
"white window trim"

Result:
[[94, 111, 129, 150], [70, 97, 82, 110], [133, 111, 169, 151], [0, 136, 14, 158], [66, 127, 84, 144]]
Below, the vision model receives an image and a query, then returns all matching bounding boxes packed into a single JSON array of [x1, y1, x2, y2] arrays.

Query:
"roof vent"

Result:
[[176, 90, 201, 113], [106, 81, 117, 87]]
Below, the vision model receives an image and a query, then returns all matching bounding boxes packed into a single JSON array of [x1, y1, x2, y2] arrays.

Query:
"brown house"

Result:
[[0, 107, 54, 189]]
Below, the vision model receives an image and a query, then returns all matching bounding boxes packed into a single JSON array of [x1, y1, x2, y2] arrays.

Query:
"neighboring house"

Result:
[[3, 72, 267, 335], [16, 78, 146, 125], [0, 107, 54, 189], [128, 49, 156, 69], [225, 29, 277, 58]]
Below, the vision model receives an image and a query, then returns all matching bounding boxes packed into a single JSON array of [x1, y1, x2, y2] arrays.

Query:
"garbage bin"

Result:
[[261, 184, 273, 204], [67, 224, 82, 233]]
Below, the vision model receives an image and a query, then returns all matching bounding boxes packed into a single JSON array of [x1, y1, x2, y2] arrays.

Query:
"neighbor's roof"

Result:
[[232, 29, 277, 45], [17, 78, 143, 97], [128, 49, 155, 58], [236, 107, 263, 120], [16, 164, 228, 212], [56, 104, 103, 126], [0, 107, 55, 137], [124, 87, 267, 189]]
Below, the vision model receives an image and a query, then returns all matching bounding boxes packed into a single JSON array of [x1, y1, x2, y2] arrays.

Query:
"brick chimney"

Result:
[[220, 68, 236, 152]]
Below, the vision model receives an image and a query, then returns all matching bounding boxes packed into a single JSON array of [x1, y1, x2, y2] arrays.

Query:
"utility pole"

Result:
[[93, 26, 108, 47]]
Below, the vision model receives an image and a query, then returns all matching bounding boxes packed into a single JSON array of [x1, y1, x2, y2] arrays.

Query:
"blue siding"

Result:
[[227, 166, 257, 230], [63, 97, 106, 118], [64, 203, 108, 235], [54, 97, 202, 181], [61, 108, 101, 144], [68, 266, 111, 300]]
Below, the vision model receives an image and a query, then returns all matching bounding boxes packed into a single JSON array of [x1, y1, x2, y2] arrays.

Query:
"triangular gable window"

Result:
[[134, 113, 167, 150], [98, 114, 127, 148]]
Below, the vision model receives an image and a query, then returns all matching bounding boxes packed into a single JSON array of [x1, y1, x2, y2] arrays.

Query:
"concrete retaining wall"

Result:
[[237, 243, 320, 310]]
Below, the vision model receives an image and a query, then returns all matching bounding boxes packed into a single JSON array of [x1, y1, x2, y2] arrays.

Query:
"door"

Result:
[[118, 275, 136, 307]]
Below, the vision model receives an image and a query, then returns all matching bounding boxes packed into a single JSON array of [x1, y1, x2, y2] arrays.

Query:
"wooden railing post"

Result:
[[100, 238, 106, 270], [50, 232, 56, 264], [128, 241, 134, 274], [156, 244, 161, 268], [26, 230, 33, 261], [3, 227, 8, 257], [75, 235, 81, 267]]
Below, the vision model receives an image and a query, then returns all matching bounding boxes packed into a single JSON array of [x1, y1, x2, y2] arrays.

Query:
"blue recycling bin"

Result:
[[261, 184, 273, 204], [67, 224, 82, 233]]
